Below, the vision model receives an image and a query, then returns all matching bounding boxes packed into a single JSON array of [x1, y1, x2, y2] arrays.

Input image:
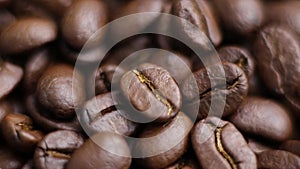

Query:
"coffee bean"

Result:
[[133, 112, 192, 169], [257, 150, 300, 169], [81, 92, 137, 136], [0, 18, 57, 55], [280, 140, 300, 157], [229, 97, 294, 142], [211, 0, 264, 34], [121, 63, 181, 122], [218, 46, 255, 77], [0, 61, 23, 99], [192, 117, 257, 169], [182, 62, 248, 119], [62, 0, 107, 49], [36, 64, 85, 119], [253, 24, 300, 117], [31, 0, 74, 17], [0, 9, 16, 32], [34, 130, 84, 169], [1, 113, 43, 153], [67, 132, 131, 169], [0, 146, 25, 169]]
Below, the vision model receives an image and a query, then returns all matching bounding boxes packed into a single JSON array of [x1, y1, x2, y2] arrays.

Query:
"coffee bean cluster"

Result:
[[0, 0, 299, 169]]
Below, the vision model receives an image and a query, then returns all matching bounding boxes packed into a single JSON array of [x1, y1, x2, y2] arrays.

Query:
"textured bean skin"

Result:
[[257, 150, 300, 169], [0, 18, 57, 55]]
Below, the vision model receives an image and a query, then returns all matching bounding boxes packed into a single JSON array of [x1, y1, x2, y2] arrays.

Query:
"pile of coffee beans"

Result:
[[0, 0, 299, 168]]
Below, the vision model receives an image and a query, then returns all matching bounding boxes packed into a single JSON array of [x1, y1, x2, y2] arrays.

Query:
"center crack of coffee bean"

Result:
[[45, 150, 71, 159], [215, 127, 238, 169], [132, 69, 173, 116]]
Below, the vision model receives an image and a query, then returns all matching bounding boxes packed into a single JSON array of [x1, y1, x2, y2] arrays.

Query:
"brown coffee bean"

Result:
[[280, 140, 300, 157], [0, 146, 25, 169], [121, 63, 181, 122], [34, 130, 84, 169], [218, 46, 255, 77], [182, 62, 248, 119], [10, 0, 53, 19], [229, 97, 294, 142], [36, 64, 85, 119], [0, 9, 16, 32], [1, 113, 43, 153], [0, 62, 23, 99], [67, 132, 131, 169], [31, 0, 74, 17], [62, 0, 107, 49], [257, 150, 300, 169], [0, 18, 57, 55], [253, 24, 300, 117], [211, 0, 264, 34], [81, 92, 137, 136], [133, 112, 192, 169], [192, 117, 257, 169]]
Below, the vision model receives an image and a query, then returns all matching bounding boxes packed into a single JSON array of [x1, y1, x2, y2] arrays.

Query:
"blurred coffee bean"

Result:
[[229, 97, 294, 142], [134, 112, 192, 169], [24, 48, 52, 94], [218, 46, 255, 77], [0, 9, 16, 32], [81, 92, 137, 136], [22, 160, 35, 169], [36, 64, 85, 119], [280, 140, 300, 156], [0, 18, 57, 55], [211, 0, 264, 34], [121, 63, 181, 122], [0, 62, 23, 99], [192, 117, 256, 169], [67, 132, 131, 169], [182, 62, 248, 119], [34, 130, 84, 169], [253, 24, 300, 117], [62, 0, 108, 49], [1, 113, 43, 153], [0, 146, 25, 169], [257, 150, 300, 169]]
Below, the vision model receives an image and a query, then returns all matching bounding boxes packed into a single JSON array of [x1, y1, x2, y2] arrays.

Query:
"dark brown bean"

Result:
[[0, 146, 25, 169], [280, 140, 300, 157], [257, 150, 300, 169]]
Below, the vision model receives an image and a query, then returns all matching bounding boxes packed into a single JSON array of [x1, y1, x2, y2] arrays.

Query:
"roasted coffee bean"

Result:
[[0, 9, 16, 32], [257, 150, 300, 169], [0, 18, 57, 55], [229, 97, 294, 142], [81, 92, 137, 136], [253, 24, 300, 117], [280, 140, 300, 156], [133, 112, 192, 168], [62, 0, 107, 49], [36, 64, 85, 119], [0, 61, 23, 99], [26, 94, 82, 131], [218, 46, 255, 77], [34, 130, 84, 169], [211, 0, 264, 35], [1, 113, 43, 153], [0, 146, 25, 169], [182, 62, 248, 119], [265, 1, 300, 36], [121, 63, 181, 122], [67, 132, 131, 169], [24, 48, 52, 94], [192, 117, 257, 169]]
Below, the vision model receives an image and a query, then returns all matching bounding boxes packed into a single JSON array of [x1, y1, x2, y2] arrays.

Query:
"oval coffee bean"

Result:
[[34, 130, 84, 169], [0, 18, 57, 55], [257, 150, 300, 169], [36, 64, 85, 119], [211, 0, 264, 34], [280, 140, 300, 157], [81, 92, 137, 136], [121, 63, 181, 122], [1, 113, 43, 153], [229, 97, 294, 142], [192, 117, 257, 169], [218, 46, 255, 77], [62, 0, 107, 49], [182, 62, 248, 119], [67, 132, 131, 169], [133, 112, 192, 169], [253, 25, 300, 116], [0, 62, 23, 99]]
